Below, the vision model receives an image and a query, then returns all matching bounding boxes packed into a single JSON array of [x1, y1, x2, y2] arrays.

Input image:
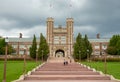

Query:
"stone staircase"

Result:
[[18, 62, 118, 82], [47, 57, 74, 63]]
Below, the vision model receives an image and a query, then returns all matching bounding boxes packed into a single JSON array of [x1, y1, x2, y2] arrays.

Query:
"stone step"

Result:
[[36, 68, 92, 71], [41, 65, 84, 68], [18, 63, 115, 82], [31, 71, 100, 75], [47, 57, 71, 63], [40, 66, 85, 68], [18, 80, 119, 82], [25, 75, 111, 80], [39, 66, 88, 69], [36, 63, 95, 72], [43, 63, 81, 66], [41, 65, 84, 67], [44, 63, 79, 65]]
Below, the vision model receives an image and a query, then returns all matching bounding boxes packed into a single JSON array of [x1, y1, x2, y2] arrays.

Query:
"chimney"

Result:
[[19, 33, 22, 38], [97, 33, 100, 39]]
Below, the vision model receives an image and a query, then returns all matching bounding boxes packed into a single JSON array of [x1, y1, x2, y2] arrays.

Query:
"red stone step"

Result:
[[32, 71, 99, 75], [25, 75, 111, 80], [19, 62, 114, 82], [40, 67, 86, 69], [36, 69, 92, 71], [18, 80, 119, 82]]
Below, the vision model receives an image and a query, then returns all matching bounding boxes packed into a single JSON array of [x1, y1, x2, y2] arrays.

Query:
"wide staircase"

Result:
[[19, 62, 118, 82], [47, 56, 74, 63]]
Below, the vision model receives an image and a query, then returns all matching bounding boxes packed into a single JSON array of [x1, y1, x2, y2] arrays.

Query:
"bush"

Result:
[[107, 47, 117, 55], [91, 57, 120, 62], [0, 57, 33, 61]]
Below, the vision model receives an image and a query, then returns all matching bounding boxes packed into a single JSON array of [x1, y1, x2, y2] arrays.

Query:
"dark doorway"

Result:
[[55, 49, 65, 57]]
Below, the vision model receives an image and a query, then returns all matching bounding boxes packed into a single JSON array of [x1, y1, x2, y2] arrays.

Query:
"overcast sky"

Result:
[[0, 0, 120, 38]]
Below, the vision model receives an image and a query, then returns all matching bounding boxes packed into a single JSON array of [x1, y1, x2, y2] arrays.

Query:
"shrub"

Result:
[[91, 57, 120, 62]]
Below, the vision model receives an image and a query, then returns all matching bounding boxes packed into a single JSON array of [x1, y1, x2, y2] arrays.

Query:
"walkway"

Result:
[[19, 62, 119, 82]]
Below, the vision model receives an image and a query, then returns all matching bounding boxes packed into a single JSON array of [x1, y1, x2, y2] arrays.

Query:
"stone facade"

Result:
[[46, 17, 74, 57], [89, 39, 109, 55], [8, 38, 109, 56], [7, 18, 110, 56]]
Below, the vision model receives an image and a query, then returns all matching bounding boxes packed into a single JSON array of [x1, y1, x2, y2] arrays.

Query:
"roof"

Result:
[[8, 38, 110, 43], [8, 38, 40, 42], [88, 39, 110, 42]]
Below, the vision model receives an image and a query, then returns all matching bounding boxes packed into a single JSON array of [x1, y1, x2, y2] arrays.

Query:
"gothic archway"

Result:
[[55, 49, 65, 57]]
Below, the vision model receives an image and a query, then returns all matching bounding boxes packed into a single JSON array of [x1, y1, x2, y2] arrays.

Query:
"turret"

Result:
[[46, 17, 54, 44]]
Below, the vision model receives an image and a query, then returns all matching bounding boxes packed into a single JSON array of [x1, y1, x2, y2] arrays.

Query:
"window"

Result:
[[54, 36, 66, 44], [94, 46, 100, 49], [102, 44, 107, 49], [94, 51, 100, 55], [54, 36, 59, 44], [54, 36, 59, 40], [12, 45, 17, 48], [20, 45, 25, 48], [54, 41, 59, 44], [61, 36, 66, 44]]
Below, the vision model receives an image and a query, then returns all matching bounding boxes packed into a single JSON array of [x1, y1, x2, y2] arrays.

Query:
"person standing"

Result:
[[63, 59, 66, 65]]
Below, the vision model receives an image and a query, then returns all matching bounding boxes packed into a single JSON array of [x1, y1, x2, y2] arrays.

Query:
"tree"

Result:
[[8, 45, 15, 54], [38, 33, 49, 61], [73, 33, 92, 60], [109, 35, 120, 47], [0, 38, 5, 55], [0, 38, 15, 55], [107, 46, 117, 55], [107, 34, 120, 55], [84, 34, 92, 58], [73, 33, 82, 60], [116, 39, 120, 55], [30, 34, 37, 59]]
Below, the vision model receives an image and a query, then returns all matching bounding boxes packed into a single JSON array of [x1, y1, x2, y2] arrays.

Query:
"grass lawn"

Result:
[[82, 61, 120, 80], [0, 60, 41, 82]]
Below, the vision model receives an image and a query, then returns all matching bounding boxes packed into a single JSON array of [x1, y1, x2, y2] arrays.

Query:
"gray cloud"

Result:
[[0, 0, 120, 38]]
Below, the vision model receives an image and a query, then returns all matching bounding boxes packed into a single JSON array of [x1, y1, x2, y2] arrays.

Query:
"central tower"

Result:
[[47, 17, 74, 58]]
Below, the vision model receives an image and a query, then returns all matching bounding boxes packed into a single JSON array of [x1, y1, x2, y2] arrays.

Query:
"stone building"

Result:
[[89, 39, 109, 55], [7, 17, 109, 56], [46, 17, 74, 58]]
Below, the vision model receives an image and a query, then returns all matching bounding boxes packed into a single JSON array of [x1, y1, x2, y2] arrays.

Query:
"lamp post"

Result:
[[104, 50, 107, 74], [23, 47, 26, 79], [42, 50, 43, 62], [79, 50, 81, 62], [67, 49, 69, 58], [87, 49, 89, 62], [36, 49, 38, 64], [3, 37, 9, 82]]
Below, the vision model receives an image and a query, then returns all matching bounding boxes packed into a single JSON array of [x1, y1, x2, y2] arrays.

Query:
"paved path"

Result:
[[18, 63, 119, 82]]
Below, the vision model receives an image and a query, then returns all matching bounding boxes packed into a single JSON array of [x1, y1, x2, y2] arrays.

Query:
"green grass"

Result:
[[0, 60, 41, 82], [82, 61, 120, 80]]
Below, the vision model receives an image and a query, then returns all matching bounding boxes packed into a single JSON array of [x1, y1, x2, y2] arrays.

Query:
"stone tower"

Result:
[[47, 17, 74, 58]]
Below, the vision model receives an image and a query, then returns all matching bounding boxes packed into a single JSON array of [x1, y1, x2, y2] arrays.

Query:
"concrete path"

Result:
[[18, 62, 120, 82]]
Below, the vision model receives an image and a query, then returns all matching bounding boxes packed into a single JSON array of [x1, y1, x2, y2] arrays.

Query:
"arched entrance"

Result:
[[55, 49, 65, 57]]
